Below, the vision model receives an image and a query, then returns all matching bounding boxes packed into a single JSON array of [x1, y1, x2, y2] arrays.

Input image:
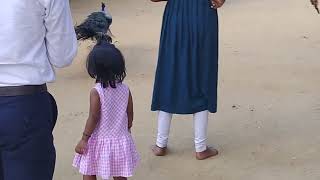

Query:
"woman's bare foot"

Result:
[[151, 145, 167, 156], [196, 147, 219, 160]]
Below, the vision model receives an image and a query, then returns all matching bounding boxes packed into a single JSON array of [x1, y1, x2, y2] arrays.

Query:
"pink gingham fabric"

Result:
[[73, 83, 139, 179]]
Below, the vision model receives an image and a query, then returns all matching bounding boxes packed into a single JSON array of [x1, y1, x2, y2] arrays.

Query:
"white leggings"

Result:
[[156, 110, 209, 152]]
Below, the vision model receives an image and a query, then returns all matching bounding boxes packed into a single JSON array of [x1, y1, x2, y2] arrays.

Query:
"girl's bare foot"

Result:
[[196, 147, 219, 160], [151, 145, 167, 156]]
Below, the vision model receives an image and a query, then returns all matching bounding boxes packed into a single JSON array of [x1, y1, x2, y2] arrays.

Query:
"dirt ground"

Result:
[[51, 0, 320, 179]]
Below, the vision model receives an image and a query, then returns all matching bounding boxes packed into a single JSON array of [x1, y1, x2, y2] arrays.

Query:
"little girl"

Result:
[[72, 38, 139, 180]]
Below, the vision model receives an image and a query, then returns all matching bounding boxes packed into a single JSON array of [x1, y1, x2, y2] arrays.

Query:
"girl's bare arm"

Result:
[[82, 89, 101, 141]]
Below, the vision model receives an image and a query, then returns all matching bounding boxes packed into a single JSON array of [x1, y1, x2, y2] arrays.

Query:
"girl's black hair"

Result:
[[86, 41, 126, 88]]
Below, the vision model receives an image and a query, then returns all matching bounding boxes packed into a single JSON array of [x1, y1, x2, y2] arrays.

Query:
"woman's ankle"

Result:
[[152, 145, 167, 156], [196, 147, 219, 160]]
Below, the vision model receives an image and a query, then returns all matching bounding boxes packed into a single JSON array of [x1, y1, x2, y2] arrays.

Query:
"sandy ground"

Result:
[[51, 0, 320, 179]]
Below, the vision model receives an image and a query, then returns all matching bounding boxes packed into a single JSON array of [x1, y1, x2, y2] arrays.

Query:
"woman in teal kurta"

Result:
[[151, 0, 225, 160]]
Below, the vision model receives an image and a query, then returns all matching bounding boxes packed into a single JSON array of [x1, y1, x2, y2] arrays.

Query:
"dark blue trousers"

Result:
[[0, 92, 57, 180]]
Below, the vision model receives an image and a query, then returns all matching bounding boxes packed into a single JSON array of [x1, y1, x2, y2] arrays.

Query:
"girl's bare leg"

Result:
[[84, 175, 96, 180], [114, 177, 127, 180]]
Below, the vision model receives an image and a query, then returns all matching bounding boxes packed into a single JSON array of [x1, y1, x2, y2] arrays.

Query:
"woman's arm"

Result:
[[75, 89, 101, 154], [127, 91, 134, 130]]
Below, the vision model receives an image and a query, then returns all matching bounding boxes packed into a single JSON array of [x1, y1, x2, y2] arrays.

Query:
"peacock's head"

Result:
[[102, 2, 106, 11]]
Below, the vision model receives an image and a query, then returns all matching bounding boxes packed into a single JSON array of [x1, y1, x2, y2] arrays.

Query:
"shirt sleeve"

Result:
[[44, 0, 78, 68]]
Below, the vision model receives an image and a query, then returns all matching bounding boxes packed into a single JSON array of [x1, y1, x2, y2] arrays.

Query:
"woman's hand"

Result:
[[311, 0, 318, 6], [75, 139, 88, 154], [211, 0, 225, 9], [311, 0, 320, 13]]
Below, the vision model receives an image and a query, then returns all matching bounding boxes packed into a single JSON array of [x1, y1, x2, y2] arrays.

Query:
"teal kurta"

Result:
[[152, 0, 219, 114]]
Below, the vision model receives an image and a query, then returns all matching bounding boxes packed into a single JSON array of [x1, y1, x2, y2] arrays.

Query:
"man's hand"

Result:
[[212, 0, 225, 9]]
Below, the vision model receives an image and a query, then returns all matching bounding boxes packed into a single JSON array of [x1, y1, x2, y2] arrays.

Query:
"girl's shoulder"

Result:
[[93, 83, 103, 92], [118, 82, 130, 90]]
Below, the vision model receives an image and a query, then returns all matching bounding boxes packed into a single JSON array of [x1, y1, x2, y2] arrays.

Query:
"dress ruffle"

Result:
[[73, 134, 139, 179]]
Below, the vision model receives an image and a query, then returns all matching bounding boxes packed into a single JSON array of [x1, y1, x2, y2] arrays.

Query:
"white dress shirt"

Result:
[[0, 0, 78, 86]]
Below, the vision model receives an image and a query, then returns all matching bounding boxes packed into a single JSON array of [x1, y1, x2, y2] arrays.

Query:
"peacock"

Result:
[[75, 2, 113, 43]]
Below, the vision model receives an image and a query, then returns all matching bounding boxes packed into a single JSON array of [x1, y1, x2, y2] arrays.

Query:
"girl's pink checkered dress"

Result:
[[73, 83, 139, 179]]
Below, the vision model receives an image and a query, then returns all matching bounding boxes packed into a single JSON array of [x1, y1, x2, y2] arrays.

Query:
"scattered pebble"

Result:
[[232, 104, 239, 110], [249, 106, 255, 112]]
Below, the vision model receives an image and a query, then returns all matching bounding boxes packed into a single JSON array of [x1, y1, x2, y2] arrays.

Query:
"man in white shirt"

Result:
[[0, 0, 77, 179]]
